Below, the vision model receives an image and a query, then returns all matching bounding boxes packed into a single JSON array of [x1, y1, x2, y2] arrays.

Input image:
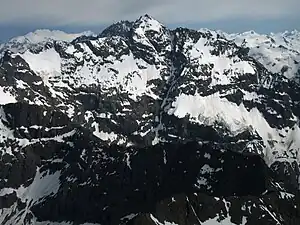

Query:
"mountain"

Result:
[[0, 29, 95, 55], [0, 15, 300, 225], [226, 30, 300, 82], [197, 28, 300, 82]]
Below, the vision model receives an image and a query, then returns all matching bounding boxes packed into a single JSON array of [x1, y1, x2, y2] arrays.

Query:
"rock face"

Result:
[[0, 15, 300, 225]]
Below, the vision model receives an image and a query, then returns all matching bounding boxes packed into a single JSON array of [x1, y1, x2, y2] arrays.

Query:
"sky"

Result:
[[0, 0, 299, 42]]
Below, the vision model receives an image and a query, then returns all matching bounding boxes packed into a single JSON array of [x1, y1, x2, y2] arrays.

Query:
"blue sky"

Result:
[[0, 0, 299, 43]]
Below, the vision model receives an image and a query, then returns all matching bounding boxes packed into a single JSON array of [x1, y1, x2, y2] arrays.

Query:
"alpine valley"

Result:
[[0, 15, 300, 225]]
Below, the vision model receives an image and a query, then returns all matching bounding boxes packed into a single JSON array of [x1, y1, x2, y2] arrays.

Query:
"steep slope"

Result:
[[0, 15, 300, 225]]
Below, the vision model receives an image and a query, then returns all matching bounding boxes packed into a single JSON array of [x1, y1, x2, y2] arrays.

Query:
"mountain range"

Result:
[[0, 15, 299, 225]]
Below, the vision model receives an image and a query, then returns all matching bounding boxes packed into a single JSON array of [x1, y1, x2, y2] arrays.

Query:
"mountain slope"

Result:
[[0, 15, 299, 225]]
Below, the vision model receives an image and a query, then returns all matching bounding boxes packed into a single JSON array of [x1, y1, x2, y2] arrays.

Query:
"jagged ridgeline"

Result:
[[0, 15, 300, 225]]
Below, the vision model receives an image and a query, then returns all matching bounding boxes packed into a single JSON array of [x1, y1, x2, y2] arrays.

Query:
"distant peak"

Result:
[[9, 29, 94, 44], [281, 29, 300, 37], [240, 30, 259, 36]]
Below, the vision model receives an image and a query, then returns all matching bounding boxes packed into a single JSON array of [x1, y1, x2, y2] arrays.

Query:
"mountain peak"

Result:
[[138, 14, 154, 21], [99, 15, 164, 38], [10, 29, 94, 44], [134, 14, 165, 33], [99, 20, 133, 38], [0, 29, 95, 55]]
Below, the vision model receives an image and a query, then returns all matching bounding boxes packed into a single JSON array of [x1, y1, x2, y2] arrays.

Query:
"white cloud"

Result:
[[0, 0, 298, 26]]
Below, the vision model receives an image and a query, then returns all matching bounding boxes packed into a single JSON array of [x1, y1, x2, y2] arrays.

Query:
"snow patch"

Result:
[[0, 86, 17, 105], [150, 214, 178, 225], [92, 122, 118, 142], [21, 48, 62, 83], [168, 93, 300, 165]]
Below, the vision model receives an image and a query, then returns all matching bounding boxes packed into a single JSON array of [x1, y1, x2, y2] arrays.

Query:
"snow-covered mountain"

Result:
[[227, 30, 300, 82], [0, 15, 300, 225], [198, 28, 300, 82], [0, 29, 95, 55]]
